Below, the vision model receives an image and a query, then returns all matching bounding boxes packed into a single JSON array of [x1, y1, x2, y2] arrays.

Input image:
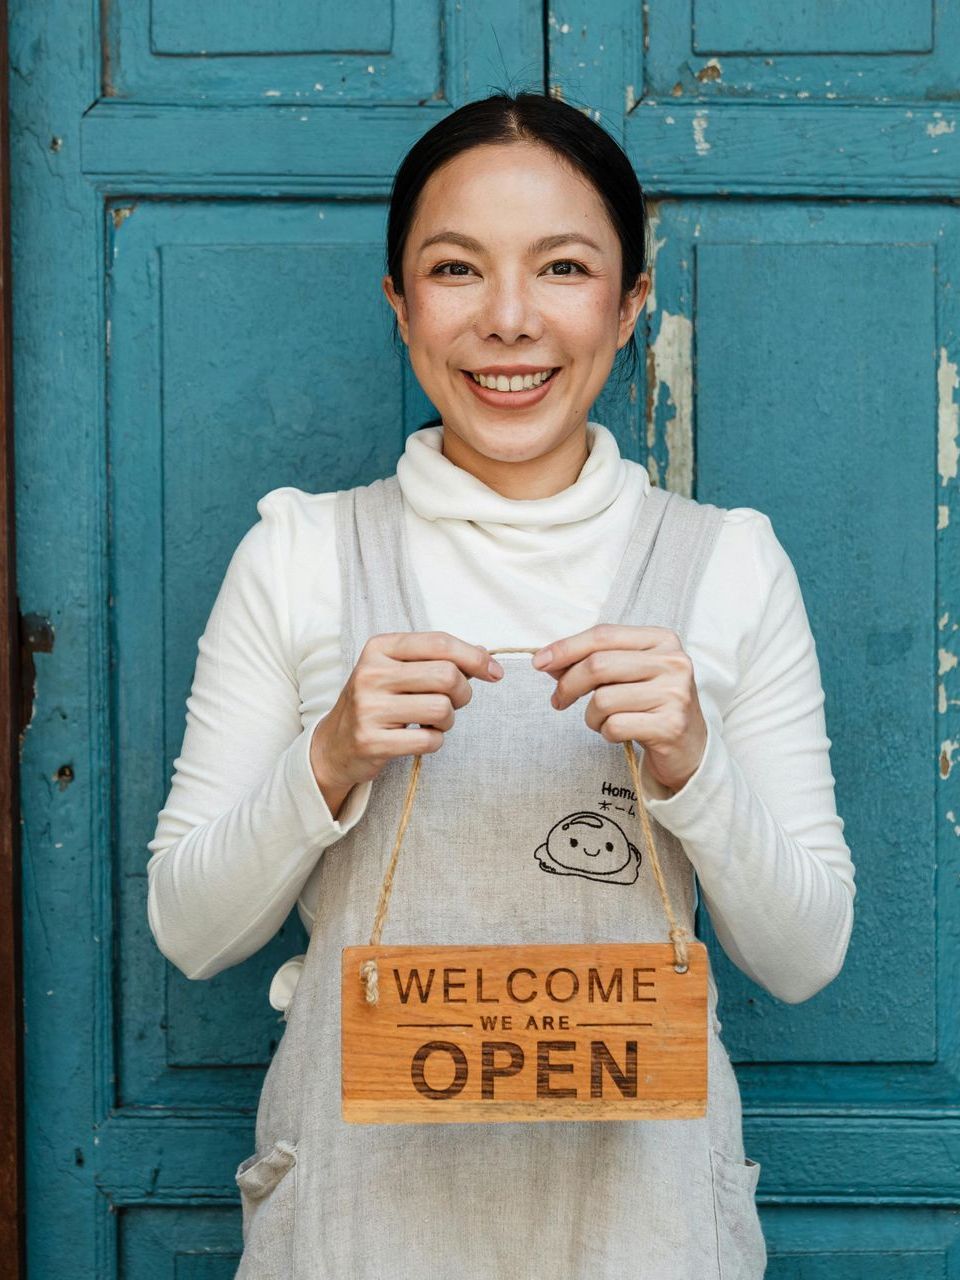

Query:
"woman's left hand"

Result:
[[531, 624, 707, 796]]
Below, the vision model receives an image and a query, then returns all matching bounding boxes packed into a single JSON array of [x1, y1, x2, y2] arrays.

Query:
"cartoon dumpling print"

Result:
[[535, 811, 641, 884]]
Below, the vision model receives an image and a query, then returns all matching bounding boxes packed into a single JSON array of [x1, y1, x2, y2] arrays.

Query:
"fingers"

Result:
[[384, 658, 475, 709], [532, 624, 676, 676], [552, 649, 659, 710], [383, 693, 457, 732], [367, 631, 503, 682]]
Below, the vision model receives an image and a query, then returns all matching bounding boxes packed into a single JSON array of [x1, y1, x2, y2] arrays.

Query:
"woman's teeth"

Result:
[[469, 369, 556, 392]]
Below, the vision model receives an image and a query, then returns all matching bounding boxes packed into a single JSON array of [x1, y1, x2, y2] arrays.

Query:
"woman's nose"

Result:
[[477, 277, 542, 344]]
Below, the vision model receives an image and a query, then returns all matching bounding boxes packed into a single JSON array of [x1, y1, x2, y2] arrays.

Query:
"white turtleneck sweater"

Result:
[[146, 422, 856, 1008]]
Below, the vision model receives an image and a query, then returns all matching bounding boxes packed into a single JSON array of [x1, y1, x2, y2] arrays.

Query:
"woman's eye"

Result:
[[431, 261, 474, 276], [545, 259, 587, 276]]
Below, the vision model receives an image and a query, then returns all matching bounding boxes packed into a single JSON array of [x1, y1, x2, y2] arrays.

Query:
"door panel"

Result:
[[111, 199, 404, 1108]]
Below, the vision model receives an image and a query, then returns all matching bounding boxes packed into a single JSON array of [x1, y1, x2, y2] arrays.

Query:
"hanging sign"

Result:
[[342, 940, 708, 1123], [338, 647, 709, 1125]]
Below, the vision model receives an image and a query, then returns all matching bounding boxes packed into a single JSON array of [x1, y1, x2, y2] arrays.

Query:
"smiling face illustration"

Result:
[[534, 811, 641, 884]]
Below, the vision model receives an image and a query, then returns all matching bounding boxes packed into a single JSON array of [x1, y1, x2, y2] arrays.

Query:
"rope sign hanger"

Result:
[[340, 645, 709, 1123], [358, 646, 692, 1006]]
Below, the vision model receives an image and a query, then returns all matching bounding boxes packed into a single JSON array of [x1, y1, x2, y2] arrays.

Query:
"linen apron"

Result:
[[233, 473, 768, 1280]]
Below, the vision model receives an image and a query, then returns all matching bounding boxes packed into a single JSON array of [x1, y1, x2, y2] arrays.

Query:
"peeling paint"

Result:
[[692, 111, 711, 155], [939, 647, 958, 676], [625, 84, 636, 113], [645, 201, 667, 314], [695, 59, 722, 83], [111, 204, 136, 230], [939, 504, 950, 530], [648, 311, 694, 495], [19, 613, 54, 749], [938, 347, 959, 486], [941, 739, 959, 778], [927, 118, 956, 138], [940, 612, 950, 630]]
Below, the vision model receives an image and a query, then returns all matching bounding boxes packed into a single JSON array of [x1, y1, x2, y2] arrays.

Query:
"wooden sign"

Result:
[[341, 941, 708, 1123]]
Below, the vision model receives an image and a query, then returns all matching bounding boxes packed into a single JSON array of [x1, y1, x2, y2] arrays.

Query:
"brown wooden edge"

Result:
[[0, 0, 25, 1270]]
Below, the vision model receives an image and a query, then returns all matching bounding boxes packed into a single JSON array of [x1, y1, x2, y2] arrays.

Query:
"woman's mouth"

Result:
[[460, 366, 561, 408]]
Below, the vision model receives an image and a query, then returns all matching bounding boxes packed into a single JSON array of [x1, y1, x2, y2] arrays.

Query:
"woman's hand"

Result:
[[310, 631, 504, 816], [532, 624, 706, 796]]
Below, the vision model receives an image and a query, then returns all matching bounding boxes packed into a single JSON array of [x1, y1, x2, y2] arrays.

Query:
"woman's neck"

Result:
[[440, 423, 590, 500]]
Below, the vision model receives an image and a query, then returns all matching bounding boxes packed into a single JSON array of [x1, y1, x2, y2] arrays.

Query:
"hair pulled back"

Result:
[[385, 91, 649, 381]]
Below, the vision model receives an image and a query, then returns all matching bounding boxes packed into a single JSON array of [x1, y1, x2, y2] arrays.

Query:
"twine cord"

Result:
[[359, 646, 691, 1003]]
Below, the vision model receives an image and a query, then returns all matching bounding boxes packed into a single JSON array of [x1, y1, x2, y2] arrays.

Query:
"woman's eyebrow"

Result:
[[416, 230, 604, 255]]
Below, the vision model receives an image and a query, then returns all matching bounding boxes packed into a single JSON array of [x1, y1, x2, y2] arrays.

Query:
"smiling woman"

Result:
[[379, 101, 650, 496], [146, 90, 855, 1280]]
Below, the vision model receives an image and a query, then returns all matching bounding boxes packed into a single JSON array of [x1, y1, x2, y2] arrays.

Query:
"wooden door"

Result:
[[12, 3, 545, 1274], [547, 0, 960, 1271]]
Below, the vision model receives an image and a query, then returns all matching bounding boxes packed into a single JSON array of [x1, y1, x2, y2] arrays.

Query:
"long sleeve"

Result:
[[146, 489, 372, 981], [637, 510, 856, 1005]]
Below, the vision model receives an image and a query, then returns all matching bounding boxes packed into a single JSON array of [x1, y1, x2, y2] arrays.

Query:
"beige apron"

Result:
[[234, 474, 767, 1279]]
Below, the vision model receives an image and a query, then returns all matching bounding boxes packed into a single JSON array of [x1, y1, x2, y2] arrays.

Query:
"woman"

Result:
[[147, 91, 855, 1278]]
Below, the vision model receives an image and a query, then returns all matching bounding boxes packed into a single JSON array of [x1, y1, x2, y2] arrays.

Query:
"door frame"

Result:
[[0, 0, 25, 1270]]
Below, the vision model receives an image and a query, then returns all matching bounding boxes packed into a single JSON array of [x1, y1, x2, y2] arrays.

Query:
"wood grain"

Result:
[[342, 942, 708, 1124]]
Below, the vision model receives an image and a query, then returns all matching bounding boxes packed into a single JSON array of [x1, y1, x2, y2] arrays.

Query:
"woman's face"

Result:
[[382, 141, 649, 472]]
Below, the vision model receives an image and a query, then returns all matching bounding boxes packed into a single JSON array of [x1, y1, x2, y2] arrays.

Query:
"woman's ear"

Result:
[[617, 271, 651, 348], [382, 274, 409, 344]]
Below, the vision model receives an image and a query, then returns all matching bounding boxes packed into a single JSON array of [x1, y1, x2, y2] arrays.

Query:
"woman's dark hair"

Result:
[[385, 91, 648, 384]]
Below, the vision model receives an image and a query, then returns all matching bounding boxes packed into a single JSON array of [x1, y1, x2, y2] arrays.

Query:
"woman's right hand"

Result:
[[309, 631, 504, 817]]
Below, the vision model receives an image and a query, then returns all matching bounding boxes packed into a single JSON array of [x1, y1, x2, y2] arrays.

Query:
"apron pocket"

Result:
[[709, 1146, 767, 1280], [235, 1138, 298, 1278]]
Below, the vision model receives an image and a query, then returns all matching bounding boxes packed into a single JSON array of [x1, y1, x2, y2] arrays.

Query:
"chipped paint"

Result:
[[927, 118, 956, 138], [940, 648, 958, 676], [695, 59, 722, 83], [19, 613, 54, 748], [111, 204, 136, 230], [940, 504, 950, 529], [648, 311, 694, 495], [941, 739, 959, 778], [625, 84, 636, 113], [692, 111, 711, 155], [938, 347, 959, 486], [644, 201, 667, 314], [940, 611, 950, 630]]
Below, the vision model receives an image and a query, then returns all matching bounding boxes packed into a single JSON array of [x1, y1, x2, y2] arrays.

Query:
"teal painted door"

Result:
[[11, 3, 546, 1276], [12, 0, 960, 1276], [547, 2, 960, 1273]]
